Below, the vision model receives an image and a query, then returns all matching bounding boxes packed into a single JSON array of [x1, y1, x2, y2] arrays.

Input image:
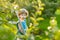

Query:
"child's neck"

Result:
[[20, 18, 25, 22]]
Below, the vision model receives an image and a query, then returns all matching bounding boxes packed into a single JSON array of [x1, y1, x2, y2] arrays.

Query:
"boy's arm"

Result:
[[18, 23, 25, 34]]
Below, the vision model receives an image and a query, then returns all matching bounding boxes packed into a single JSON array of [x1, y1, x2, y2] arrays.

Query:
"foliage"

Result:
[[0, 24, 17, 40], [0, 0, 60, 40], [41, 0, 60, 18]]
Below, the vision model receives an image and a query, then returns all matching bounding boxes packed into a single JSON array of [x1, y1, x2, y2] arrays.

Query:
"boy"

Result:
[[16, 8, 28, 40]]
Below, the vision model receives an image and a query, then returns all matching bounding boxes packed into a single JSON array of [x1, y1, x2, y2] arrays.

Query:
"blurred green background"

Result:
[[0, 0, 60, 40]]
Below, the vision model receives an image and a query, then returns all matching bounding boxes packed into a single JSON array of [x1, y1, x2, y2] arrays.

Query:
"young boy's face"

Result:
[[19, 13, 27, 19]]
